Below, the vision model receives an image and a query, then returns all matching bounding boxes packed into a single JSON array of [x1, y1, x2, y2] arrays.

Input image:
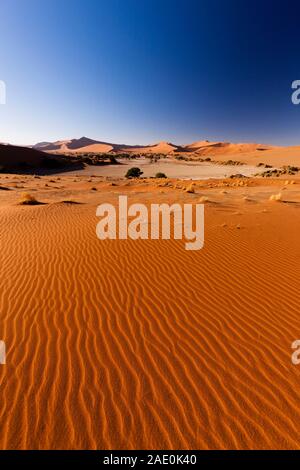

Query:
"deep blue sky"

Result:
[[1, 0, 300, 146]]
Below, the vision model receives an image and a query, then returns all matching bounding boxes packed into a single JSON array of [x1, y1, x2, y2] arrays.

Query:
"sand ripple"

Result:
[[0, 202, 300, 449]]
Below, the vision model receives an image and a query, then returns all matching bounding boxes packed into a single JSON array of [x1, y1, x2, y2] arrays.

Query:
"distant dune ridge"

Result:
[[33, 137, 182, 154], [33, 137, 115, 153], [31, 136, 300, 167], [1, 137, 300, 170], [33, 136, 276, 156]]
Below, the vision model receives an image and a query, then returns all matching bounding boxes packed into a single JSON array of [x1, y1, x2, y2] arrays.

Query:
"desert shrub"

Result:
[[19, 192, 40, 205], [230, 173, 246, 179], [125, 167, 143, 178], [109, 155, 118, 164], [269, 193, 282, 202], [186, 183, 195, 193], [155, 172, 167, 179]]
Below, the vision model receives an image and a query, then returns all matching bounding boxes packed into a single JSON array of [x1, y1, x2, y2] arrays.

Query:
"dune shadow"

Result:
[[54, 200, 84, 205], [18, 200, 46, 206], [0, 159, 85, 176], [282, 200, 300, 206]]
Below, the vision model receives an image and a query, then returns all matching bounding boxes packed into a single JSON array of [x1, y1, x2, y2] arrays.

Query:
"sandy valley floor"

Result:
[[0, 173, 300, 449]]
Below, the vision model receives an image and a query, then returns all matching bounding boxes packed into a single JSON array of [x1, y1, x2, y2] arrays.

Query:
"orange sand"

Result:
[[0, 175, 300, 449]]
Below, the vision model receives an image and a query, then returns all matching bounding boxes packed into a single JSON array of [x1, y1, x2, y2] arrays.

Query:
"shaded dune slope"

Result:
[[0, 144, 47, 168], [0, 144, 85, 174]]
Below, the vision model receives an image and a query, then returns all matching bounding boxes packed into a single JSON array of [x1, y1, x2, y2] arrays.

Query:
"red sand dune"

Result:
[[34, 137, 182, 155], [33, 137, 277, 156], [33, 137, 114, 153], [31, 136, 300, 168], [123, 141, 180, 154], [0, 178, 300, 449], [183, 141, 276, 155]]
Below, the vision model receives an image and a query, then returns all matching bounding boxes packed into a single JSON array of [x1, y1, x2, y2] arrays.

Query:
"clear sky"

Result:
[[1, 0, 300, 146]]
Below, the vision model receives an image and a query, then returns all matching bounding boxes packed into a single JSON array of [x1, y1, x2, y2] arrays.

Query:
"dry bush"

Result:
[[19, 192, 41, 205], [198, 196, 209, 203], [269, 193, 282, 202], [186, 184, 195, 193]]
